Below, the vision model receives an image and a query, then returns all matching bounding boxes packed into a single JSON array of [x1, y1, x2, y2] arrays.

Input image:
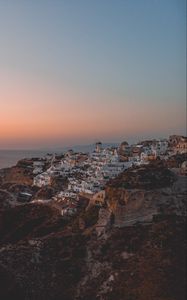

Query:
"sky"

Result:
[[0, 0, 186, 149]]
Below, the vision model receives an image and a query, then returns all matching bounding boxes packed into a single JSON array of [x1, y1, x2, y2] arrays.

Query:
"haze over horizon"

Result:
[[0, 0, 186, 150]]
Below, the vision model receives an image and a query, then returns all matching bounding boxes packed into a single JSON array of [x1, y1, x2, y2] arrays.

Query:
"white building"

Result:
[[33, 172, 51, 187]]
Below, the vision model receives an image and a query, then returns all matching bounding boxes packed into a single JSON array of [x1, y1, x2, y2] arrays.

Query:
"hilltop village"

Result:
[[0, 134, 186, 300], [29, 135, 186, 216], [0, 134, 187, 218]]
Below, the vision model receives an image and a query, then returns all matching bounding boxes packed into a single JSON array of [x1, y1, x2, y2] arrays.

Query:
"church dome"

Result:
[[121, 141, 128, 146], [181, 161, 187, 168]]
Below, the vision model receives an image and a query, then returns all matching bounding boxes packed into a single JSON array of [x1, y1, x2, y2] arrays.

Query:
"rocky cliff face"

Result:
[[0, 165, 33, 186], [0, 189, 16, 209], [104, 163, 186, 227], [76, 215, 186, 300], [0, 162, 186, 300], [0, 201, 186, 300], [107, 162, 176, 190]]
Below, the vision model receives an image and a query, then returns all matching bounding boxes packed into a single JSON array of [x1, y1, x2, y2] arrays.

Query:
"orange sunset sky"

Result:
[[0, 0, 186, 149]]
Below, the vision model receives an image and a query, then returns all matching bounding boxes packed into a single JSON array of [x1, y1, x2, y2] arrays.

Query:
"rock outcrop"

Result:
[[0, 166, 33, 186], [104, 163, 186, 227], [34, 186, 55, 200]]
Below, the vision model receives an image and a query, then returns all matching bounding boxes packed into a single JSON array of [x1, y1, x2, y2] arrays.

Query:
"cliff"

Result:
[[0, 162, 186, 300], [0, 201, 186, 300], [104, 163, 186, 227], [0, 165, 33, 186]]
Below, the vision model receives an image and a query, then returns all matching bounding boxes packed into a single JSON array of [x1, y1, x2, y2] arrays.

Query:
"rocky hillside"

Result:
[[76, 215, 186, 300], [0, 204, 186, 300], [0, 162, 186, 300]]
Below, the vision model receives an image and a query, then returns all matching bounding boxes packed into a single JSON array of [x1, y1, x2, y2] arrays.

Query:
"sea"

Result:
[[0, 150, 52, 169]]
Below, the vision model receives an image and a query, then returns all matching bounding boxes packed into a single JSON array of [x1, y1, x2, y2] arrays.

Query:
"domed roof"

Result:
[[181, 161, 187, 168], [121, 141, 128, 146]]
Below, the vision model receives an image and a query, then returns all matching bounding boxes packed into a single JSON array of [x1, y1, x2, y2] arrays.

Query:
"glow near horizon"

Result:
[[0, 0, 186, 149]]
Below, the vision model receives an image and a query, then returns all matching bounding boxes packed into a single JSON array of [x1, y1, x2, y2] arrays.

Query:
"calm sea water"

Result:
[[0, 150, 50, 169]]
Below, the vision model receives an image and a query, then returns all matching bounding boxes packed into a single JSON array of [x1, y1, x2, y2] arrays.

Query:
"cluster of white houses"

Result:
[[32, 135, 187, 216], [33, 145, 132, 192]]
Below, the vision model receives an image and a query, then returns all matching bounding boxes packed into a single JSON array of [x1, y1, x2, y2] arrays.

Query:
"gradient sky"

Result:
[[0, 0, 186, 149]]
